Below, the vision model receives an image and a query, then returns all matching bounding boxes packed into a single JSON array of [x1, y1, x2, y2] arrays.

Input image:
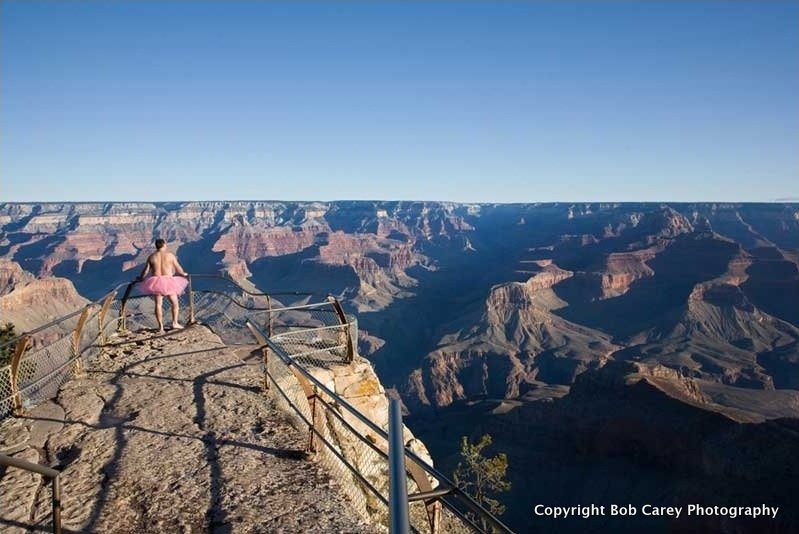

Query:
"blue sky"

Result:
[[1, 1, 797, 203]]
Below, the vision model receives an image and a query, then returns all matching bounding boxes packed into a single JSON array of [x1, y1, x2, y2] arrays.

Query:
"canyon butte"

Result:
[[2, 201, 798, 533]]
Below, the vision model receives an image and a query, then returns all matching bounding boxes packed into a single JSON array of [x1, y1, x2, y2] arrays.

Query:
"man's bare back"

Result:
[[147, 250, 183, 277]]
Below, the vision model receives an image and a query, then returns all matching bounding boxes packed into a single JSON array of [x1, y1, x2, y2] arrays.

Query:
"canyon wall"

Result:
[[3, 201, 799, 532]]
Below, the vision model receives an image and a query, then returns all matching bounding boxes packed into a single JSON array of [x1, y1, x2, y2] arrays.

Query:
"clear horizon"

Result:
[[2, 1, 798, 203]]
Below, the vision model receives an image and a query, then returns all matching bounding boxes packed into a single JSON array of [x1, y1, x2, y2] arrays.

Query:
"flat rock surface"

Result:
[[0, 325, 371, 533]]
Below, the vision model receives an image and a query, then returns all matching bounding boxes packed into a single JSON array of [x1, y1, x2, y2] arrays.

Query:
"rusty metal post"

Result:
[[10, 335, 30, 416], [261, 345, 270, 392], [71, 306, 92, 376], [428, 500, 442, 534], [327, 296, 354, 363], [118, 282, 136, 333], [97, 293, 115, 344], [187, 275, 196, 324], [266, 294, 273, 337], [246, 322, 270, 394], [52, 475, 62, 534], [308, 386, 318, 452], [248, 319, 323, 450], [0, 453, 61, 533]]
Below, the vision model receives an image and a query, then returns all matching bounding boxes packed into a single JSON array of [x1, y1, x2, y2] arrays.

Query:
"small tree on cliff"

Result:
[[0, 322, 16, 367], [453, 433, 511, 529]]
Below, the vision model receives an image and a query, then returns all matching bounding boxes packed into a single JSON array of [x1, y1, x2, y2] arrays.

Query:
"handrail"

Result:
[[185, 273, 318, 297], [0, 275, 328, 339], [191, 289, 338, 314], [0, 453, 61, 534], [117, 276, 333, 325], [262, 357, 390, 507], [248, 320, 514, 534], [1, 273, 321, 353]]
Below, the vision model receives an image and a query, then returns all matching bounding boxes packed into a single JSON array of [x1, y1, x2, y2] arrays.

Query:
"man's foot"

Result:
[[172, 322, 184, 330], [157, 328, 165, 334]]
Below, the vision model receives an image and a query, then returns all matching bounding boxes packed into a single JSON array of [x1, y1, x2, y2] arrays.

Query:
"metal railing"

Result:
[[246, 320, 514, 534], [0, 452, 61, 533], [0, 283, 126, 420], [0, 273, 513, 534]]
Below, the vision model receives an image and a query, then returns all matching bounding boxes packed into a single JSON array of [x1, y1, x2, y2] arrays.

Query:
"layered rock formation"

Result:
[[3, 201, 799, 533], [473, 360, 799, 532], [3, 201, 799, 408], [407, 262, 617, 409], [0, 260, 88, 332], [0, 260, 34, 296]]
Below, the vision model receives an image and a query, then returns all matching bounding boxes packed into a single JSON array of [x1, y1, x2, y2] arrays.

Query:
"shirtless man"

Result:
[[137, 238, 189, 333]]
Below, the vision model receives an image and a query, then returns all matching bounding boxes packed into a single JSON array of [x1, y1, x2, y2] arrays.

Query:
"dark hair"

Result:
[[155, 238, 166, 250]]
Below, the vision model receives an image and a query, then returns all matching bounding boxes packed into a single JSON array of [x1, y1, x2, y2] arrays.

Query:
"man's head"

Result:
[[155, 238, 166, 250]]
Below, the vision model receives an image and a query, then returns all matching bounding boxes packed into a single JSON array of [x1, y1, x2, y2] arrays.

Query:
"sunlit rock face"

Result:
[[0, 260, 88, 332]]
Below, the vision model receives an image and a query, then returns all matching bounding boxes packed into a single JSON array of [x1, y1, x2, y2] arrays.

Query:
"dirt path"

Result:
[[0, 325, 370, 533]]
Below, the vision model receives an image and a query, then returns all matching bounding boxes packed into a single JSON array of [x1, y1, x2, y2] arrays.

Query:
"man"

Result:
[[137, 238, 189, 333]]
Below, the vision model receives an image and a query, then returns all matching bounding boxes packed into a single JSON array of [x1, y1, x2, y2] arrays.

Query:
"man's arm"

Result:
[[172, 254, 188, 277], [138, 257, 151, 281]]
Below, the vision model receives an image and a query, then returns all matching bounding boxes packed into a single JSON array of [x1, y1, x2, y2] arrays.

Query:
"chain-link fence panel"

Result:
[[0, 363, 14, 419], [262, 344, 392, 530], [270, 323, 349, 367], [249, 307, 508, 534], [0, 285, 125, 423], [17, 335, 77, 409]]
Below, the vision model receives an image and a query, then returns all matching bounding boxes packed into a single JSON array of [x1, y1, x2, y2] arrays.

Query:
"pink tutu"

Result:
[[139, 275, 188, 296]]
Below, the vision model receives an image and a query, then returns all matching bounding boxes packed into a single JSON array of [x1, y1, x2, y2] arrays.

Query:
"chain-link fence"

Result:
[[0, 274, 512, 534], [261, 340, 393, 530], [0, 360, 13, 419], [0, 275, 291, 421], [0, 285, 125, 421], [0, 276, 322, 422], [249, 314, 513, 534]]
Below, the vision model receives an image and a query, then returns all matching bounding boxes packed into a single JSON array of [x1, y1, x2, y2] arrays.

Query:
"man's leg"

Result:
[[154, 295, 164, 333], [168, 294, 183, 329]]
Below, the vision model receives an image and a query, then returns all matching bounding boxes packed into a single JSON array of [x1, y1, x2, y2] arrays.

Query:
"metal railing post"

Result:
[[52, 475, 62, 534], [118, 282, 136, 333], [327, 296, 354, 363], [71, 306, 92, 376], [9, 335, 30, 416], [187, 275, 196, 324], [266, 294, 273, 337], [0, 453, 62, 534], [261, 345, 270, 392], [97, 293, 115, 344], [308, 386, 318, 452], [388, 397, 411, 534], [246, 322, 271, 394]]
